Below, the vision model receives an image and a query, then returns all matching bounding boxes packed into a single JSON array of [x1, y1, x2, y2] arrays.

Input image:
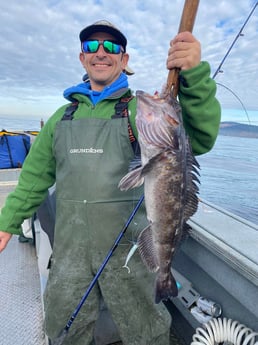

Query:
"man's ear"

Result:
[[79, 52, 85, 63], [122, 53, 129, 69]]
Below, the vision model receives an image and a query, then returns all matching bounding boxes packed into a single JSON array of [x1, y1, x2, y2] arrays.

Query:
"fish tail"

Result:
[[155, 271, 178, 304]]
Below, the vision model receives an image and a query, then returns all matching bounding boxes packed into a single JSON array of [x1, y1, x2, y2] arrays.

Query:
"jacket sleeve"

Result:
[[179, 61, 221, 155], [0, 110, 64, 235]]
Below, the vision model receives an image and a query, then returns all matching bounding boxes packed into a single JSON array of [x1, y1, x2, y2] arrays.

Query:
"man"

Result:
[[0, 20, 221, 345]]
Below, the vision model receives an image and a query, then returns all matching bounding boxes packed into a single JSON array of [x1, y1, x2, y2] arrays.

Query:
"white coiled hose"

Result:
[[191, 317, 258, 345]]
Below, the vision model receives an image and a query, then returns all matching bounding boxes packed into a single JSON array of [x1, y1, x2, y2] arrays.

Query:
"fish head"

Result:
[[136, 90, 183, 153], [136, 90, 181, 127]]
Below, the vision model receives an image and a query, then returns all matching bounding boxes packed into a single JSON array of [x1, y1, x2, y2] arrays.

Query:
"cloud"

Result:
[[0, 0, 257, 123]]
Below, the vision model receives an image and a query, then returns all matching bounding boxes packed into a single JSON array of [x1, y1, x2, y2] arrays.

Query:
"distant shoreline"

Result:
[[219, 121, 258, 138]]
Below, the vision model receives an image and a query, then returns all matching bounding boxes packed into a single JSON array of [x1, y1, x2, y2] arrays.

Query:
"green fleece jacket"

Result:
[[0, 61, 221, 235]]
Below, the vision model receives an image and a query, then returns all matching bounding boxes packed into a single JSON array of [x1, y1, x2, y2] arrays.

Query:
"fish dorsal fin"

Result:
[[137, 225, 159, 272], [184, 139, 200, 219]]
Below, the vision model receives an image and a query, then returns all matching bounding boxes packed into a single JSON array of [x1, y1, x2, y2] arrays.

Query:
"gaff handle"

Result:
[[167, 0, 200, 97]]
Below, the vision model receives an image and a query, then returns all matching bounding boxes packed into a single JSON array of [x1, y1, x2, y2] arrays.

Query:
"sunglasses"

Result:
[[81, 40, 124, 54]]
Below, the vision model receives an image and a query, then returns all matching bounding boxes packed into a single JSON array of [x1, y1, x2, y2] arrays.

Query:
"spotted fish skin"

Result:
[[119, 89, 200, 303]]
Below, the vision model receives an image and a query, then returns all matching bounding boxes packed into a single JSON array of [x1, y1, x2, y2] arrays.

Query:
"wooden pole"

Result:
[[166, 0, 200, 97]]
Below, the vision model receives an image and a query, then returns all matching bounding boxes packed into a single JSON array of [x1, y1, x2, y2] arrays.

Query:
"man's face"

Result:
[[79, 32, 129, 91]]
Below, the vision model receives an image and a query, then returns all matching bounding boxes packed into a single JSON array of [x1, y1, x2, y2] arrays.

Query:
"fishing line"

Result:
[[123, 190, 145, 247], [215, 82, 251, 125]]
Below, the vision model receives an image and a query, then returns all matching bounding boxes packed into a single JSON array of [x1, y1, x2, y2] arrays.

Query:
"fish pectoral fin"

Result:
[[141, 150, 170, 175], [137, 225, 159, 272], [118, 167, 144, 191], [128, 154, 142, 172]]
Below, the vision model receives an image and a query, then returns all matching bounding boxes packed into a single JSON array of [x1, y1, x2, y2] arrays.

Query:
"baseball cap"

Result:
[[80, 20, 127, 51], [79, 20, 134, 75]]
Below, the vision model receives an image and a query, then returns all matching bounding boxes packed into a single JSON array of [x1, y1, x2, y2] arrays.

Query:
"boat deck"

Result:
[[1, 168, 257, 344], [0, 170, 47, 345]]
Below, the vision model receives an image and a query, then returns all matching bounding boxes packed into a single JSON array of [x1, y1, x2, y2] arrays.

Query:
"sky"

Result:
[[0, 0, 257, 125]]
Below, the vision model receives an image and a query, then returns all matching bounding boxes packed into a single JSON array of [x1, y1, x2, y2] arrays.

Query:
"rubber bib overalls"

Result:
[[44, 114, 171, 345]]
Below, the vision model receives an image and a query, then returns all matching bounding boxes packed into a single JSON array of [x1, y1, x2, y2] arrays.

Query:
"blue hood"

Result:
[[63, 72, 129, 105]]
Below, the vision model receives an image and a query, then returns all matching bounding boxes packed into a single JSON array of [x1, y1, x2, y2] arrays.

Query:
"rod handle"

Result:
[[167, 0, 200, 97]]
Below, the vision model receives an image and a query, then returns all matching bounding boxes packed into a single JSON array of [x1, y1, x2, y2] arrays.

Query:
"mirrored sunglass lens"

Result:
[[82, 40, 122, 54], [103, 41, 121, 54], [83, 40, 99, 53]]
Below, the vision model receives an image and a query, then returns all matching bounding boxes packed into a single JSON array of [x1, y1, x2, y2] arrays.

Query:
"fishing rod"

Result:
[[213, 1, 258, 79], [212, 2, 257, 124]]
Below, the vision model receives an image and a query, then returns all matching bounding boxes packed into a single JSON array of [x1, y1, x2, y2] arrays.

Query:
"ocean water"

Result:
[[1, 116, 257, 225], [0, 116, 42, 132], [196, 135, 258, 225]]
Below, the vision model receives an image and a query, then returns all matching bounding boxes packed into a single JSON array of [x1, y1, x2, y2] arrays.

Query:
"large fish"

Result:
[[118, 89, 200, 304]]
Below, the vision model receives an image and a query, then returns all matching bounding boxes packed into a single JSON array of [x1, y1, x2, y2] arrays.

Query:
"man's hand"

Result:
[[167, 31, 201, 71], [0, 231, 12, 253]]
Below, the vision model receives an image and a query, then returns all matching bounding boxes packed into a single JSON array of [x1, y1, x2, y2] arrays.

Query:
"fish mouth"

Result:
[[136, 90, 179, 126], [136, 90, 161, 122], [136, 90, 145, 98], [136, 90, 168, 110], [136, 90, 164, 103]]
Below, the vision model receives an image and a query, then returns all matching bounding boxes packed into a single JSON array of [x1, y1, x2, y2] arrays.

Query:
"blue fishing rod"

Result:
[[51, 194, 144, 345]]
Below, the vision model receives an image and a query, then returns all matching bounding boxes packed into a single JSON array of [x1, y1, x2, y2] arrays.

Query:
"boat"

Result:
[[0, 168, 47, 345], [2, 0, 258, 342], [1, 8, 257, 337], [1, 164, 257, 345]]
